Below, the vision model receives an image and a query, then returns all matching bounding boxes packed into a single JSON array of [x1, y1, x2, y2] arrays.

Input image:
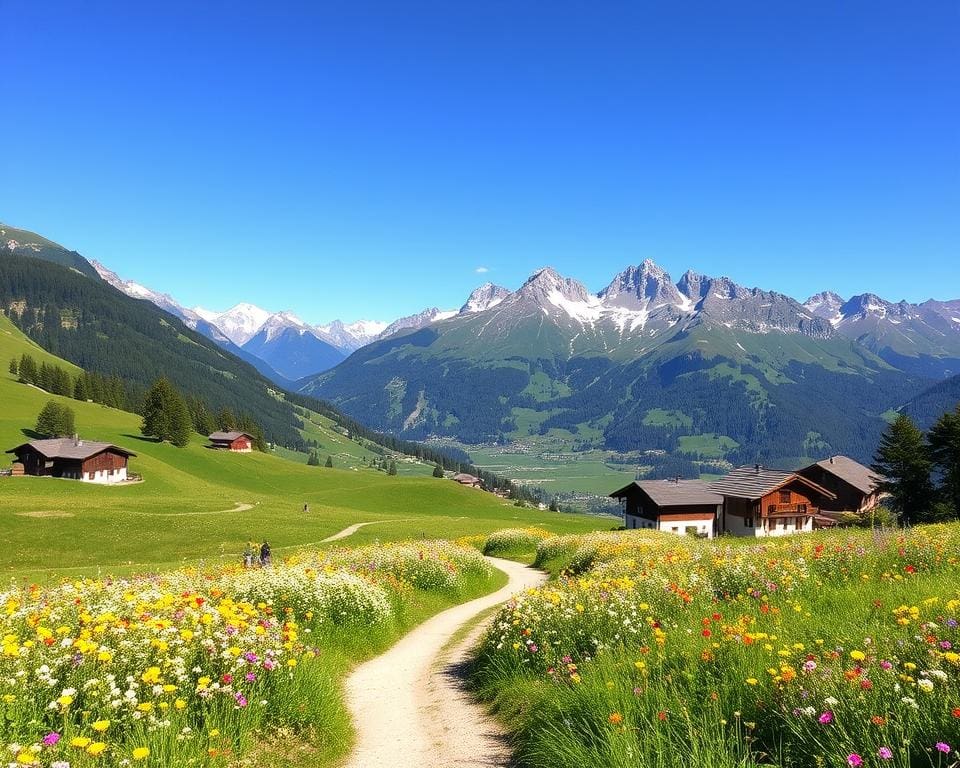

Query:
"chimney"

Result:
[[675, 475, 681, 484], [754, 464, 761, 474], [73, 434, 82, 447], [829, 456, 834, 464]]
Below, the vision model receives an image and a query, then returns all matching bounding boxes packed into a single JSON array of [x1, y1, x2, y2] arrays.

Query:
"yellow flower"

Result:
[[16, 752, 39, 765], [850, 650, 866, 662], [174, 698, 187, 710], [746, 678, 759, 686], [56, 694, 74, 708], [132, 747, 150, 760], [86, 741, 108, 756], [71, 737, 92, 748], [91, 719, 110, 732]]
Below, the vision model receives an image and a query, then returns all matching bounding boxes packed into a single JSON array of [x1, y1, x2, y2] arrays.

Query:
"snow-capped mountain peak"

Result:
[[192, 303, 273, 345], [599, 260, 686, 312], [460, 283, 511, 314]]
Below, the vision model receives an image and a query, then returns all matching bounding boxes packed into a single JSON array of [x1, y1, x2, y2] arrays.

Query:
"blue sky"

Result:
[[2, 1, 957, 322]]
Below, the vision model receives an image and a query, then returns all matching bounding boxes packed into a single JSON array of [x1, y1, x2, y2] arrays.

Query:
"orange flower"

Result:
[[608, 712, 623, 725], [952, 708, 960, 718], [871, 715, 887, 726]]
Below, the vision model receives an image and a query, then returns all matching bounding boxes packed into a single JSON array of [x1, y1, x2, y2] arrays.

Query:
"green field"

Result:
[[0, 315, 612, 582], [467, 442, 639, 495]]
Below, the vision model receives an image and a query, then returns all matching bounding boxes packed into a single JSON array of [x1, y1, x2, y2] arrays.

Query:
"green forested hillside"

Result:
[[1, 223, 100, 278], [0, 251, 306, 447]]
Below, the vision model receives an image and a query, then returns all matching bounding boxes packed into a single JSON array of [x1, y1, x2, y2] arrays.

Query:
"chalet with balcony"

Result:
[[6, 437, 136, 484], [208, 431, 254, 452], [709, 465, 836, 537], [611, 479, 723, 538], [798, 455, 884, 515]]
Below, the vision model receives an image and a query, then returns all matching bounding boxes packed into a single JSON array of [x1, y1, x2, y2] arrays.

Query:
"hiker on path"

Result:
[[242, 543, 254, 569], [260, 541, 271, 567]]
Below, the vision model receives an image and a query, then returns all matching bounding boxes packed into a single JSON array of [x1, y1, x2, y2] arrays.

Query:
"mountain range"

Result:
[[6, 221, 960, 469]]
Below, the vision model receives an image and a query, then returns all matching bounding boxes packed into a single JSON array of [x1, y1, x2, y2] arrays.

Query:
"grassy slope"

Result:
[[0, 315, 611, 582]]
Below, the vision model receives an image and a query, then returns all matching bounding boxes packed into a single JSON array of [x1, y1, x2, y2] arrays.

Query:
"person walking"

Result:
[[242, 542, 254, 569], [260, 540, 271, 568]]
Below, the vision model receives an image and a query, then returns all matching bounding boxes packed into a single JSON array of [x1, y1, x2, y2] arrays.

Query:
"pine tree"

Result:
[[307, 450, 320, 466], [928, 404, 960, 518], [8, 358, 17, 376], [388, 459, 397, 476], [51, 366, 73, 397], [18, 354, 37, 385], [217, 408, 237, 432], [325, 455, 334, 468], [432, 463, 444, 478], [142, 377, 192, 447], [73, 373, 88, 402], [872, 414, 935, 524], [549, 497, 560, 512], [35, 400, 76, 437]]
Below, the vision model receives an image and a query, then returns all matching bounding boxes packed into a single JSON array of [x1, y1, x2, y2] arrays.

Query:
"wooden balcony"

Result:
[[765, 503, 812, 518]]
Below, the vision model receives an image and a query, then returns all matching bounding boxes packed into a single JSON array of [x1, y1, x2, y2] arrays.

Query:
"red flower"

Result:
[[657, 711, 668, 721]]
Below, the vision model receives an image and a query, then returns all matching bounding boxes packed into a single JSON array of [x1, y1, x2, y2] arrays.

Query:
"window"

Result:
[[779, 490, 791, 504], [745, 516, 754, 528], [795, 517, 803, 529]]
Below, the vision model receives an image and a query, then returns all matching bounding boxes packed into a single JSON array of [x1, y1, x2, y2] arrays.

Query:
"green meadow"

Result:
[[0, 315, 611, 583]]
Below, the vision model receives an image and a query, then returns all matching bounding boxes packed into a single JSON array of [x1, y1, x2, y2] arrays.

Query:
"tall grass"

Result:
[[473, 525, 960, 768]]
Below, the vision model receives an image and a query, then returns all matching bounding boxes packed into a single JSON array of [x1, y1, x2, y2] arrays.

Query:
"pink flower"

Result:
[[878, 747, 893, 759], [847, 755, 863, 767], [42, 732, 61, 746], [818, 711, 833, 724], [935, 742, 951, 754]]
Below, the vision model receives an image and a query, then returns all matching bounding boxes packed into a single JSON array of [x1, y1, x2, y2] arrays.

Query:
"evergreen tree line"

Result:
[[872, 406, 960, 524], [11, 354, 265, 451], [11, 353, 140, 411]]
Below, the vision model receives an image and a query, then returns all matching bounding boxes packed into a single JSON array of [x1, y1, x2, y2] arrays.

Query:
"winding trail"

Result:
[[320, 520, 392, 543], [343, 557, 546, 768]]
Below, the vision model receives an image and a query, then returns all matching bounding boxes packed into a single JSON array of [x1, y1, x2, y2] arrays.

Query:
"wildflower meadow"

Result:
[[0, 540, 494, 767], [473, 525, 960, 768]]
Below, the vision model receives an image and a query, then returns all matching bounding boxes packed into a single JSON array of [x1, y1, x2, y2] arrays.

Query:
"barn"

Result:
[[797, 455, 884, 514], [208, 431, 254, 452], [610, 479, 723, 538], [6, 437, 136, 484], [709, 465, 836, 537]]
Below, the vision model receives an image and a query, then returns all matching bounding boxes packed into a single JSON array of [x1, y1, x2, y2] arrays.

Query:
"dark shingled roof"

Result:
[[808, 455, 882, 495], [208, 431, 252, 442], [708, 466, 835, 501], [6, 438, 136, 460], [610, 479, 723, 507]]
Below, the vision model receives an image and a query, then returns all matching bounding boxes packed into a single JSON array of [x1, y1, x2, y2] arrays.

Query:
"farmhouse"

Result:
[[6, 437, 136, 484], [797, 455, 884, 514], [610, 479, 722, 538], [208, 431, 254, 452], [709, 465, 836, 537], [452, 473, 481, 488]]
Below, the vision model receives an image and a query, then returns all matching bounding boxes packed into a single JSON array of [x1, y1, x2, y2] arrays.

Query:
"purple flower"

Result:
[[245, 672, 256, 682], [935, 742, 951, 754], [878, 747, 893, 760], [847, 755, 863, 767], [235, 692, 248, 707], [818, 711, 833, 724], [42, 732, 61, 746]]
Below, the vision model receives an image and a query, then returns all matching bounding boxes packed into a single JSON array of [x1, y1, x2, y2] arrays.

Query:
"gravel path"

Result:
[[342, 556, 545, 768]]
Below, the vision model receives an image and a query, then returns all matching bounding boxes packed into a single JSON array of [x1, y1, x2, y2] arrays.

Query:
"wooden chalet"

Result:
[[452, 473, 481, 488], [6, 437, 136, 484], [610, 479, 723, 538], [708, 465, 836, 537], [208, 431, 254, 452], [798, 455, 884, 515]]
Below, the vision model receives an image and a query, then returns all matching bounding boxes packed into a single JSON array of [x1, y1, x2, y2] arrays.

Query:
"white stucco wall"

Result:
[[81, 467, 128, 484]]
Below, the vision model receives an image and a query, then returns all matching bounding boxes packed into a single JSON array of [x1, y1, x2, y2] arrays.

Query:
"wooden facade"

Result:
[[710, 467, 836, 537], [6, 439, 136, 484], [208, 432, 254, 452], [798, 456, 883, 514]]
